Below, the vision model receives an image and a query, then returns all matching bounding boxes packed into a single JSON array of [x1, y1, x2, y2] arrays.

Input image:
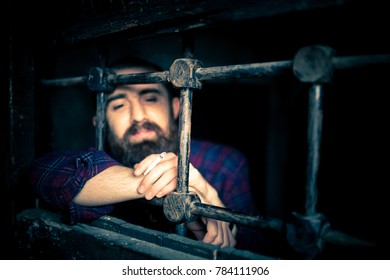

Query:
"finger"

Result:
[[187, 220, 206, 240], [219, 222, 229, 248], [138, 155, 177, 188], [202, 219, 218, 244], [140, 156, 179, 198], [210, 220, 224, 247], [144, 174, 177, 200], [134, 152, 176, 176], [134, 152, 165, 176], [133, 154, 158, 176], [222, 222, 236, 248], [155, 177, 178, 198]]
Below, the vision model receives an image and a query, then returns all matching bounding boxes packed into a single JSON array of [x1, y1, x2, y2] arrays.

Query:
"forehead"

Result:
[[115, 66, 156, 75], [108, 66, 169, 97]]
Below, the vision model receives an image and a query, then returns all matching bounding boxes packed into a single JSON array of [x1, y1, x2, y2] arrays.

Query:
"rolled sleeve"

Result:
[[29, 149, 119, 225]]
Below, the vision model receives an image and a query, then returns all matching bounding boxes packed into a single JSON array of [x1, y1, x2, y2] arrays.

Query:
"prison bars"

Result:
[[40, 48, 390, 257]]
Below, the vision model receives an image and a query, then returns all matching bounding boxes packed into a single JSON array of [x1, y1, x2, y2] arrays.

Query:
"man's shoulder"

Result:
[[191, 139, 246, 160], [34, 147, 117, 164], [190, 139, 249, 175]]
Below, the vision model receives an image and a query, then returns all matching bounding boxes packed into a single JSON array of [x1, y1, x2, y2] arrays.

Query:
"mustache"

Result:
[[126, 121, 160, 136]]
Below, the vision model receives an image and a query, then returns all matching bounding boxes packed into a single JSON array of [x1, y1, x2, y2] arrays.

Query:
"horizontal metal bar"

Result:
[[147, 197, 283, 231], [40, 76, 88, 87], [332, 54, 390, 69], [192, 202, 284, 231], [323, 229, 379, 249], [149, 197, 380, 251], [195, 60, 292, 81], [40, 71, 169, 88], [108, 71, 170, 85], [39, 54, 390, 88]]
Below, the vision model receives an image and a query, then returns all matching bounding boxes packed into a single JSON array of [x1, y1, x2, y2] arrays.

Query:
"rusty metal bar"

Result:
[[147, 196, 284, 231], [109, 71, 170, 85], [192, 202, 284, 231], [147, 195, 379, 251], [195, 60, 292, 80], [95, 93, 105, 151], [40, 76, 87, 87], [323, 229, 379, 249], [174, 35, 196, 237], [40, 71, 169, 88], [175, 87, 194, 236], [95, 49, 109, 150], [332, 54, 390, 69], [305, 84, 324, 216], [40, 54, 390, 88]]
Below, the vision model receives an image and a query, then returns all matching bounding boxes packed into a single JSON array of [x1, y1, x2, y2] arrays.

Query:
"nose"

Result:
[[130, 100, 146, 122]]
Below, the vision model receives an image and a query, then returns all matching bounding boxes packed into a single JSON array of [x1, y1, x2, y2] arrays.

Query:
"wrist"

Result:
[[189, 163, 224, 207]]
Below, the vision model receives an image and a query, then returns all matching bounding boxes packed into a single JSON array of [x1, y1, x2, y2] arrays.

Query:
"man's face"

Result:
[[105, 67, 180, 167]]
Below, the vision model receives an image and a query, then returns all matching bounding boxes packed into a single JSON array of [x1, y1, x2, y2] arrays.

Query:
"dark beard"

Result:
[[106, 120, 178, 167]]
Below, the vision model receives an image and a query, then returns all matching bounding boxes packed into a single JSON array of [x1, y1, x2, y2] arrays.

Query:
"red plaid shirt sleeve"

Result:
[[29, 148, 119, 225]]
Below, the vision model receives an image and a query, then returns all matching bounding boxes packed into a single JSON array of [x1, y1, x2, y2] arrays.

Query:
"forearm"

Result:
[[73, 165, 144, 206]]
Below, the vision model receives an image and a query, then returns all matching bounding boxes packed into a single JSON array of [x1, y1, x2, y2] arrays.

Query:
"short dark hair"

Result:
[[108, 56, 178, 99], [109, 56, 164, 72]]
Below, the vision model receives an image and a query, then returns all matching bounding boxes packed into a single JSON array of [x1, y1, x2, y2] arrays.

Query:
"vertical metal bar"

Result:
[[175, 87, 193, 236], [305, 84, 323, 216], [95, 93, 106, 150], [175, 34, 196, 236], [177, 87, 193, 194], [95, 48, 108, 150]]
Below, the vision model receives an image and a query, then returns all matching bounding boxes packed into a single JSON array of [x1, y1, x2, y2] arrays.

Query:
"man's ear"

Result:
[[172, 97, 180, 119], [92, 116, 97, 127]]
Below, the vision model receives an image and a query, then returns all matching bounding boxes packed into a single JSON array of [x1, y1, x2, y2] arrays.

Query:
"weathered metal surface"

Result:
[[304, 85, 324, 217], [95, 92, 106, 151], [163, 192, 200, 223], [25, 0, 349, 47], [192, 201, 284, 231], [90, 214, 274, 260], [15, 208, 274, 260], [293, 45, 335, 83], [196, 61, 293, 81], [40, 54, 390, 88], [169, 58, 203, 89]]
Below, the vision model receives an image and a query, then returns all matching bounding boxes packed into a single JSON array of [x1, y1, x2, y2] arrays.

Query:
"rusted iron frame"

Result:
[[147, 197, 284, 231], [38, 53, 390, 248], [174, 36, 196, 236], [149, 193, 379, 251], [40, 54, 390, 88], [290, 46, 388, 256]]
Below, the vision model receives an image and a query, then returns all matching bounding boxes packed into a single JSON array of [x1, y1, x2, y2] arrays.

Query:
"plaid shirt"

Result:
[[29, 140, 257, 225]]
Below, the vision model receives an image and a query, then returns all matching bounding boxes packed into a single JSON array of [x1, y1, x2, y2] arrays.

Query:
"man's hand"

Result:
[[134, 152, 237, 247]]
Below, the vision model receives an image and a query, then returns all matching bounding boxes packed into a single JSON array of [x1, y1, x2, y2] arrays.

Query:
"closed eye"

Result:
[[113, 104, 124, 110], [106, 93, 126, 110], [144, 96, 158, 103]]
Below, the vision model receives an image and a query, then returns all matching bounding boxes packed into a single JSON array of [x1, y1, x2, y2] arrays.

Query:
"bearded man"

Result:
[[29, 57, 258, 249]]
